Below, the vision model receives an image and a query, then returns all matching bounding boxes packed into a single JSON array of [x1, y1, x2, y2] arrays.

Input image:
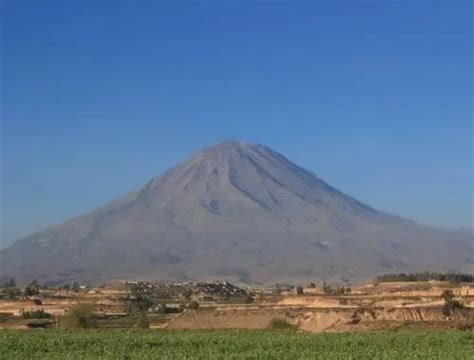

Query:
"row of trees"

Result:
[[293, 282, 352, 296], [1, 278, 41, 298], [376, 272, 473, 284], [1, 278, 90, 299], [322, 282, 352, 295]]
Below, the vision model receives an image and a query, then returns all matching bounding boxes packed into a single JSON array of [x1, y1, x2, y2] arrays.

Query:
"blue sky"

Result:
[[1, 1, 472, 248]]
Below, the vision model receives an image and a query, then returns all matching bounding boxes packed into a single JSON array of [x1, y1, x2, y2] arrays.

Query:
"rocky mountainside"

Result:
[[1, 140, 472, 284]]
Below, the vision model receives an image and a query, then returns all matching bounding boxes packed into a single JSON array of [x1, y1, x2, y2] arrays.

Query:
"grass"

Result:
[[0, 329, 472, 359]]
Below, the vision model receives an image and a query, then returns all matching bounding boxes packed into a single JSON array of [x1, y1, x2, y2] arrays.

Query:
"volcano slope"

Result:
[[1, 140, 472, 283]]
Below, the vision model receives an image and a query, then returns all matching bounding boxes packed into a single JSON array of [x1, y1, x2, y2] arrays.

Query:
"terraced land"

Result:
[[1, 330, 472, 359]]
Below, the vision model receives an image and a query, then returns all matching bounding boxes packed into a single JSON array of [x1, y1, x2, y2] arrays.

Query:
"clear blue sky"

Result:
[[1, 1, 472, 248]]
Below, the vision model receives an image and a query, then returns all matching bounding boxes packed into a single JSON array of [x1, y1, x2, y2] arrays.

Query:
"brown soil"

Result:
[[167, 306, 473, 332]]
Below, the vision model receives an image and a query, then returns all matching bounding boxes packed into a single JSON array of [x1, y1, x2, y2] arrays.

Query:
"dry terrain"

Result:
[[1, 280, 472, 332]]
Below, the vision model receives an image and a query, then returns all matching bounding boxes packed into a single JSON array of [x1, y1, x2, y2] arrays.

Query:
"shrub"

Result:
[[349, 310, 361, 325], [296, 286, 304, 295], [188, 301, 199, 310], [267, 318, 296, 331], [244, 295, 254, 304], [21, 309, 52, 319], [61, 304, 96, 329]]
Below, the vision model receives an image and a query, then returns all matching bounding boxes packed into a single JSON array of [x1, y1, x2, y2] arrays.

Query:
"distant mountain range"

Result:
[[1, 140, 472, 284]]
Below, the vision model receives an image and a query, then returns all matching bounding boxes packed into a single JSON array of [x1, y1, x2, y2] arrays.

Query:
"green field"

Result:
[[1, 330, 472, 359]]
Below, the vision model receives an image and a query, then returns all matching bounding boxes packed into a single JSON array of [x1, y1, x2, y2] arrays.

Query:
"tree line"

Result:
[[375, 272, 473, 284]]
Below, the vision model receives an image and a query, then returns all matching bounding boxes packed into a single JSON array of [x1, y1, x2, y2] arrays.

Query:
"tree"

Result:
[[296, 286, 304, 295], [307, 282, 316, 288], [275, 283, 282, 295], [442, 289, 455, 303], [129, 293, 153, 313], [442, 289, 462, 317], [126, 284, 154, 329], [72, 282, 80, 292], [24, 279, 40, 296], [3, 278, 19, 299], [3, 278, 16, 289], [322, 281, 332, 294]]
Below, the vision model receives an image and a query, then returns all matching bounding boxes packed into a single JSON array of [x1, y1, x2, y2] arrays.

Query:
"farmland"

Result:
[[1, 329, 473, 359]]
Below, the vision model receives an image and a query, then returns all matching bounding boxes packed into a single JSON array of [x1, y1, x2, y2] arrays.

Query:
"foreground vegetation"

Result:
[[1, 330, 472, 359]]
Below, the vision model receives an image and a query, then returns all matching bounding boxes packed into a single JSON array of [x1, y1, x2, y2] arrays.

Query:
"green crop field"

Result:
[[1, 330, 472, 359]]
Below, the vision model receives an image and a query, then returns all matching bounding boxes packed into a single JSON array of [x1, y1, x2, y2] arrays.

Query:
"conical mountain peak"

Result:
[[1, 140, 472, 284]]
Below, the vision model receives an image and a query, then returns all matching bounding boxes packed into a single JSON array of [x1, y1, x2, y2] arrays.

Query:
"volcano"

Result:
[[1, 140, 472, 284]]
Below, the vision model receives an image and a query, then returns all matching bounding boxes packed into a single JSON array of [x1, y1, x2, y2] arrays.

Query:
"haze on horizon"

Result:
[[1, 1, 473, 249]]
